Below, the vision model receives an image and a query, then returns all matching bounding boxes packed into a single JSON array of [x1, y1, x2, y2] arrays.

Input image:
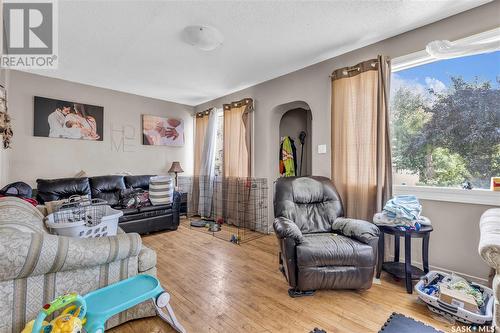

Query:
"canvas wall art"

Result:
[[142, 115, 184, 146], [34, 96, 104, 141]]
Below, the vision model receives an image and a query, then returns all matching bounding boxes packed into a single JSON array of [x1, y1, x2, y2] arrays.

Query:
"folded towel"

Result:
[[383, 195, 422, 221], [373, 212, 431, 227]]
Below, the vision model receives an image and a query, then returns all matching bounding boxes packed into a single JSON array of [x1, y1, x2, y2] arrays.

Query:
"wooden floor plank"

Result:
[[108, 219, 452, 333]]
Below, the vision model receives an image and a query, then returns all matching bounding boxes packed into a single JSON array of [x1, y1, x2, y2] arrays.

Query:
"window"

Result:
[[214, 109, 224, 177], [390, 50, 500, 190]]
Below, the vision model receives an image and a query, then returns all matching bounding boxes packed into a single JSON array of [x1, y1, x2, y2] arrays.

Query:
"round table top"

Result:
[[377, 224, 433, 235]]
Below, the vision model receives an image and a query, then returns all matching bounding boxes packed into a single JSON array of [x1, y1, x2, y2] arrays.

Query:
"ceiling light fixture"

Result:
[[181, 25, 224, 51]]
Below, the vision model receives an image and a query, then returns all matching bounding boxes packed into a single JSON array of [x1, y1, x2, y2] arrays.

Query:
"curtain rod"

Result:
[[194, 107, 214, 118], [329, 61, 377, 78], [329, 56, 390, 79], [223, 98, 254, 111], [194, 98, 254, 118]]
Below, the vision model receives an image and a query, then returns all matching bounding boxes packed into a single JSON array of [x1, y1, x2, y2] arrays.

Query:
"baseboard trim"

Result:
[[386, 255, 488, 285]]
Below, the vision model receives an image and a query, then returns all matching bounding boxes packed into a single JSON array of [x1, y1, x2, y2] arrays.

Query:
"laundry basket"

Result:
[[415, 271, 493, 325], [45, 196, 123, 238]]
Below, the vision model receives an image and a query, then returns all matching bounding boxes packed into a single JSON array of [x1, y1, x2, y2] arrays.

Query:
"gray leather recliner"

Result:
[[273, 176, 379, 296]]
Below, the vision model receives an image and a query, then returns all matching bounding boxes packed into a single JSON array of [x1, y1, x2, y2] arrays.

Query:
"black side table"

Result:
[[376, 225, 433, 293], [179, 192, 188, 217]]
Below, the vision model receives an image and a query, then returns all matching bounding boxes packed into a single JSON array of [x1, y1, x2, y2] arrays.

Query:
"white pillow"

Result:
[[149, 176, 173, 205]]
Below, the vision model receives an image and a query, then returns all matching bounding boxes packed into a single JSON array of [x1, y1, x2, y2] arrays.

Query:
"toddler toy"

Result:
[[26, 275, 185, 333], [230, 234, 240, 244], [23, 293, 86, 333]]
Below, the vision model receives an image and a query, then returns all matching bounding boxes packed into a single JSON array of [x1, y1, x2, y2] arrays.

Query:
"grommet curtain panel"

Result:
[[331, 56, 393, 221], [194, 113, 209, 176], [222, 98, 253, 226], [223, 99, 253, 178], [191, 111, 210, 216]]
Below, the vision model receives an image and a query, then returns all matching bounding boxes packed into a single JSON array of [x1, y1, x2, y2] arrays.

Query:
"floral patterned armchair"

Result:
[[479, 208, 500, 328], [0, 197, 157, 333]]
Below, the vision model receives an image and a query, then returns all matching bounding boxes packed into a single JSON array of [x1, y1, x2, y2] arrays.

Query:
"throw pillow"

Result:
[[149, 176, 173, 205]]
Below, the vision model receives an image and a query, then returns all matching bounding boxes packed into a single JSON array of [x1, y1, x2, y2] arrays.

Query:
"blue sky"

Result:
[[395, 51, 500, 88]]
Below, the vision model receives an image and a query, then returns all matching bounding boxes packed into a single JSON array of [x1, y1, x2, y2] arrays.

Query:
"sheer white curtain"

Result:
[[198, 108, 220, 217]]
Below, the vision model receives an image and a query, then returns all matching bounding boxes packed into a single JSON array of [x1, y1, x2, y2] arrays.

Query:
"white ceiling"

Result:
[[30, 0, 491, 106]]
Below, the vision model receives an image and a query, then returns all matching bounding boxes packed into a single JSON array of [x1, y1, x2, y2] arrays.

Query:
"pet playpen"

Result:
[[177, 176, 269, 243]]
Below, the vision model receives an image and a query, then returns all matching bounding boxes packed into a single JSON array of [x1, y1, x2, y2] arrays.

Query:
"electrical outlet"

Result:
[[317, 144, 327, 154]]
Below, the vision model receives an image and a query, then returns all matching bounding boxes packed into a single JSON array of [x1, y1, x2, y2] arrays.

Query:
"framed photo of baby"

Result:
[[34, 96, 103, 141], [142, 115, 184, 146]]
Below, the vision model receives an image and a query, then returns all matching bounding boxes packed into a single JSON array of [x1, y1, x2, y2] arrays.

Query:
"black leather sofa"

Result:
[[273, 176, 379, 297], [36, 175, 180, 234]]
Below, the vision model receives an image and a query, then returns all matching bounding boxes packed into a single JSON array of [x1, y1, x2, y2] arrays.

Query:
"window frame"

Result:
[[390, 28, 500, 206], [393, 185, 500, 206]]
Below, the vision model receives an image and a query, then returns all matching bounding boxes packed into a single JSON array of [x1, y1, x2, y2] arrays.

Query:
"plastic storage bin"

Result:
[[45, 197, 123, 238], [415, 270, 493, 325]]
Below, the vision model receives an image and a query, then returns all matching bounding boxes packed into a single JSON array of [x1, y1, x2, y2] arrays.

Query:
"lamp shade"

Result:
[[168, 161, 184, 173]]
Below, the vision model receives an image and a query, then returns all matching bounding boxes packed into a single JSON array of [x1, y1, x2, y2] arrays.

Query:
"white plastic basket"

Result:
[[415, 270, 493, 325], [45, 197, 123, 238]]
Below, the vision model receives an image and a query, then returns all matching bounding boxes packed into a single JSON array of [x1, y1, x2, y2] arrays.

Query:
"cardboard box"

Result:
[[439, 287, 479, 313], [491, 177, 500, 191]]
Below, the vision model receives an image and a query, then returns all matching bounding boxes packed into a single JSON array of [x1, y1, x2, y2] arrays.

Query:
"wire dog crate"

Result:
[[180, 176, 269, 244]]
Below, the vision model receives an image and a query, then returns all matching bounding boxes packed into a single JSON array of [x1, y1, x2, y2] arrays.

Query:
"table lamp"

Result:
[[168, 161, 184, 189]]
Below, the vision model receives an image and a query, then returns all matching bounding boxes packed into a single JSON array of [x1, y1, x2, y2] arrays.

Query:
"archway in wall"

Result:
[[272, 101, 312, 178]]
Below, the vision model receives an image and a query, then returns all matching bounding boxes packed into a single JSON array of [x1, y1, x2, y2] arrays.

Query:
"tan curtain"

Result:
[[331, 56, 392, 221], [190, 112, 210, 215], [194, 114, 209, 176], [223, 99, 253, 178], [222, 98, 253, 226]]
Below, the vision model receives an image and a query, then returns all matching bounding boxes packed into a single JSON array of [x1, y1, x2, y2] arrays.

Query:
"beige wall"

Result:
[[402, 200, 496, 282], [195, 2, 500, 281], [4, 70, 194, 187]]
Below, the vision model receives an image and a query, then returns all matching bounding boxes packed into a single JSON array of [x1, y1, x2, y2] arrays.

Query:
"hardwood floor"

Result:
[[109, 220, 452, 333]]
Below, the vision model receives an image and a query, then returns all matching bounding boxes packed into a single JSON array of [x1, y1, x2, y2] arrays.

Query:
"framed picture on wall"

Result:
[[34, 96, 104, 141], [142, 115, 184, 146]]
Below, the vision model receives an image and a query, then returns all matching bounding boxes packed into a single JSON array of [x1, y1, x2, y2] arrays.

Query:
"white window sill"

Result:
[[393, 185, 500, 206]]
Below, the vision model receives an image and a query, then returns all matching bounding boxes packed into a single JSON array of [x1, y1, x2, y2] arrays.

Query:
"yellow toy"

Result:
[[50, 306, 85, 333], [22, 294, 86, 333]]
